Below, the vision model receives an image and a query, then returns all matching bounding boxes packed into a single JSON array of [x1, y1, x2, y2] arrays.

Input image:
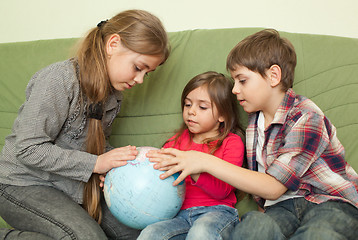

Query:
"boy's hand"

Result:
[[147, 148, 206, 185], [146, 149, 177, 171]]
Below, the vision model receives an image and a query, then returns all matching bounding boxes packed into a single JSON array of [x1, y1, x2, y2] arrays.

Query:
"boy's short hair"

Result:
[[226, 29, 297, 91]]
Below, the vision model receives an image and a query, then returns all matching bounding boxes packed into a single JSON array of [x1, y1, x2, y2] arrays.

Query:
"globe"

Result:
[[103, 146, 185, 230]]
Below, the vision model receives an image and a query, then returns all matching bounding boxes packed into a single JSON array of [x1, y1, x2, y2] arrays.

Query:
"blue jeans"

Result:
[[0, 183, 140, 240], [137, 205, 239, 240], [231, 197, 358, 240]]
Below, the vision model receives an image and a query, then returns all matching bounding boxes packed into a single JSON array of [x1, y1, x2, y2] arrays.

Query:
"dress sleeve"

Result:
[[194, 134, 245, 199], [14, 64, 96, 182]]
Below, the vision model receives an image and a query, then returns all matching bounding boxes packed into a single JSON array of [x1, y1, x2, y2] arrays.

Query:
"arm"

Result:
[[192, 135, 244, 199], [14, 65, 94, 181], [148, 148, 287, 200], [14, 63, 136, 182]]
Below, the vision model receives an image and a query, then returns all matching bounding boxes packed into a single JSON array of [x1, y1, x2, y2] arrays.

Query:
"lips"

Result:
[[238, 99, 246, 106], [186, 119, 197, 126], [127, 83, 134, 89]]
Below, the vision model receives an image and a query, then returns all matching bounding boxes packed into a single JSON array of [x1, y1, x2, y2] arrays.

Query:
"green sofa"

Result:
[[1, 28, 358, 229]]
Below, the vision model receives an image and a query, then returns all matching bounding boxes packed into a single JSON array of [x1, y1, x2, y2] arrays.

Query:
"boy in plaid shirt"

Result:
[[226, 29, 358, 239], [148, 29, 358, 239]]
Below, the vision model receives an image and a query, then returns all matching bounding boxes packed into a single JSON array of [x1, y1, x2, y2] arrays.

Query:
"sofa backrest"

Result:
[[1, 28, 357, 171]]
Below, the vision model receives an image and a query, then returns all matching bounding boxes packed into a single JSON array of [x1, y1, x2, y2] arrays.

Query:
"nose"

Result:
[[134, 72, 146, 85], [188, 106, 196, 116], [134, 76, 143, 85], [232, 82, 240, 95]]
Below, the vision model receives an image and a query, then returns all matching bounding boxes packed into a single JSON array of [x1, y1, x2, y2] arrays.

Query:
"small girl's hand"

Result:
[[93, 145, 138, 174]]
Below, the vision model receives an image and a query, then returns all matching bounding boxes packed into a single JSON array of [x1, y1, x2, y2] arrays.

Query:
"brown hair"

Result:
[[226, 29, 297, 91], [167, 71, 244, 154], [76, 9, 170, 223]]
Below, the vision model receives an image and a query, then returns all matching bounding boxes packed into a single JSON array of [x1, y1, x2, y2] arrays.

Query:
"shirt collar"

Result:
[[271, 88, 296, 125], [104, 89, 123, 112]]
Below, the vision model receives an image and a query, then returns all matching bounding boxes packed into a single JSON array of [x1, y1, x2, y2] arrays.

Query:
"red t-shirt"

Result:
[[163, 129, 244, 209]]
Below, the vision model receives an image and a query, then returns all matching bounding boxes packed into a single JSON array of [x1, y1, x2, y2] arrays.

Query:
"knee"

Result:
[[293, 226, 344, 240], [240, 211, 266, 226], [231, 211, 264, 237], [188, 219, 232, 240], [231, 211, 284, 240], [296, 202, 358, 240], [58, 221, 107, 240], [137, 224, 161, 240]]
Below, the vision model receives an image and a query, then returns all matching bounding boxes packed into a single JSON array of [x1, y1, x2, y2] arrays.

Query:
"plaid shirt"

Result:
[[246, 88, 358, 208]]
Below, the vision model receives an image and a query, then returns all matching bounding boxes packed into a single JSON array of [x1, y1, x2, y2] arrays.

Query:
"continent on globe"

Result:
[[104, 146, 185, 229]]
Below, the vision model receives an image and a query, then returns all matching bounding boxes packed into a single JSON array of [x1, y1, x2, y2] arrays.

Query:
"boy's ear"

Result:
[[269, 65, 282, 87], [106, 34, 121, 56]]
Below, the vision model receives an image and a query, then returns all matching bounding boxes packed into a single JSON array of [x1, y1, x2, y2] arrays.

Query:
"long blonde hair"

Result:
[[76, 9, 170, 223]]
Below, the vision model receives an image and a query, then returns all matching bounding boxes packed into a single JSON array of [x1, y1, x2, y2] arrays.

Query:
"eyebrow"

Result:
[[234, 73, 243, 79], [139, 62, 154, 72], [185, 97, 211, 105]]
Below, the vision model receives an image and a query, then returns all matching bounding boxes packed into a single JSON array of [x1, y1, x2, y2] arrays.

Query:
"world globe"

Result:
[[103, 146, 185, 229]]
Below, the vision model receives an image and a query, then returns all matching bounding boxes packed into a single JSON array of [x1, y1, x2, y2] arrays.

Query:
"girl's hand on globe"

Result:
[[99, 174, 106, 188], [147, 148, 207, 185], [147, 149, 177, 171], [93, 145, 138, 174]]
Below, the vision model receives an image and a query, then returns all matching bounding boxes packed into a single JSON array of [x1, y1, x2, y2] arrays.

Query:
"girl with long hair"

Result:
[[138, 71, 245, 240], [0, 9, 169, 240]]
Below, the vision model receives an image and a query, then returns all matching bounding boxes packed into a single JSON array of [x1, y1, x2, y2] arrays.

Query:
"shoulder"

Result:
[[30, 59, 78, 86], [32, 59, 77, 80], [283, 94, 335, 139], [27, 59, 79, 99], [284, 92, 326, 126], [163, 129, 189, 148], [294, 95, 324, 117], [216, 133, 245, 165], [222, 132, 244, 149]]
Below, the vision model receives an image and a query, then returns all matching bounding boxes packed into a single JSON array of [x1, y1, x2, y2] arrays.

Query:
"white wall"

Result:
[[1, 0, 357, 43]]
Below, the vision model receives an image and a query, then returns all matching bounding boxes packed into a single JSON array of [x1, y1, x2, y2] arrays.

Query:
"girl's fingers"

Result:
[[99, 174, 106, 188], [173, 172, 187, 186], [112, 160, 129, 168], [160, 168, 187, 186], [156, 166, 172, 171]]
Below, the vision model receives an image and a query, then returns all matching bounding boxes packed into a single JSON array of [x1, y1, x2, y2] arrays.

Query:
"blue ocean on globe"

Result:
[[104, 146, 185, 230]]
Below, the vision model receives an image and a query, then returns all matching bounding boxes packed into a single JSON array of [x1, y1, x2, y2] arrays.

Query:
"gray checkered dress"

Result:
[[0, 59, 123, 203]]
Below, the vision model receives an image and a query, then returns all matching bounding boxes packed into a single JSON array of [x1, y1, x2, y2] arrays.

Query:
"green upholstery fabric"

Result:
[[1, 28, 357, 228]]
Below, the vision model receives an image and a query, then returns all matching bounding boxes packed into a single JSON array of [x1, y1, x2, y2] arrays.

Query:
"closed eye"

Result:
[[134, 65, 141, 72]]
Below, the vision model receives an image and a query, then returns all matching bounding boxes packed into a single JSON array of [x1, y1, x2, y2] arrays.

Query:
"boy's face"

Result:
[[230, 65, 273, 114]]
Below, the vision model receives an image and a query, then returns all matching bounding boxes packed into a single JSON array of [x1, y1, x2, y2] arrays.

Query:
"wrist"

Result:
[[93, 155, 101, 173]]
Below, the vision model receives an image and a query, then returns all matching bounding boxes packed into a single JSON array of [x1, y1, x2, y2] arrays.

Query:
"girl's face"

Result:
[[183, 85, 224, 143], [106, 34, 163, 91]]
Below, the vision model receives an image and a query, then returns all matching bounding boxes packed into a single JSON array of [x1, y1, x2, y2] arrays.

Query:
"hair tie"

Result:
[[97, 20, 108, 28], [88, 102, 104, 120]]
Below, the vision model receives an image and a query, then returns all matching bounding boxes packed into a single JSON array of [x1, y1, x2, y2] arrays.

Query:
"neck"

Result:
[[262, 90, 286, 128]]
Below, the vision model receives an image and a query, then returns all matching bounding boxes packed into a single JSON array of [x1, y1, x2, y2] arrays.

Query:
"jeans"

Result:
[[231, 197, 358, 240], [137, 205, 239, 240], [0, 183, 140, 240]]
